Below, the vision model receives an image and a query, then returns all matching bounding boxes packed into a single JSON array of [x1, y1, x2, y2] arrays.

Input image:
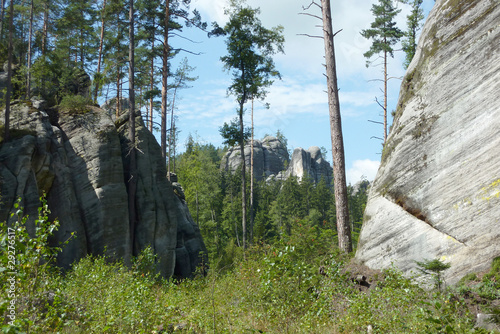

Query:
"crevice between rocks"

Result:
[[388, 192, 468, 246]]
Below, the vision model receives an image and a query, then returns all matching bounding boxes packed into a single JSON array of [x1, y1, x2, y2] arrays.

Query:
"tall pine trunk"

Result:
[[161, 1, 170, 161], [94, 0, 107, 103], [3, 0, 14, 141], [383, 48, 388, 143], [149, 19, 155, 132], [239, 104, 247, 251], [249, 97, 254, 244], [320, 0, 352, 253], [0, 0, 5, 39], [42, 0, 48, 55], [128, 0, 137, 251], [26, 0, 34, 99], [116, 70, 121, 117]]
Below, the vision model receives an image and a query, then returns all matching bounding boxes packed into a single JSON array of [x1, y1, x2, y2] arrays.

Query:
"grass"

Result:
[[1, 199, 498, 333], [2, 244, 490, 333]]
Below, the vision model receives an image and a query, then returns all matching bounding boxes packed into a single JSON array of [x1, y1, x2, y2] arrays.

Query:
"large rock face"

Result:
[[221, 136, 289, 181], [355, 0, 500, 284], [279, 146, 333, 184], [0, 100, 207, 278]]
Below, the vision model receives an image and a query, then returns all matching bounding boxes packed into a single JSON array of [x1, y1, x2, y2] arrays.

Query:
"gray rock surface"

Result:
[[355, 0, 500, 285], [221, 136, 289, 181], [0, 99, 207, 277], [475, 313, 500, 332], [221, 137, 333, 184], [278, 146, 333, 184]]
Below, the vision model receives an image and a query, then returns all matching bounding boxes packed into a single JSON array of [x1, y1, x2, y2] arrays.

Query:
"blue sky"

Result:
[[161, 0, 436, 184]]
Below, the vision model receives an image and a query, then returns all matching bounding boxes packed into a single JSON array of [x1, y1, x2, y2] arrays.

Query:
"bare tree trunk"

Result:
[[128, 0, 137, 252], [3, 0, 14, 142], [94, 0, 107, 103], [0, 0, 5, 39], [42, 0, 48, 55], [231, 187, 241, 248], [79, 15, 84, 68], [172, 117, 176, 172], [26, 0, 34, 99], [383, 49, 388, 143], [149, 21, 155, 132], [320, 0, 352, 253], [168, 84, 178, 176], [161, 1, 170, 160], [239, 105, 247, 251], [116, 70, 120, 117], [249, 97, 254, 244]]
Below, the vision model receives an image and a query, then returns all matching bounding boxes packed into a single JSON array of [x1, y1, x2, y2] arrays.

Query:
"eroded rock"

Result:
[[355, 0, 500, 285], [0, 99, 207, 277]]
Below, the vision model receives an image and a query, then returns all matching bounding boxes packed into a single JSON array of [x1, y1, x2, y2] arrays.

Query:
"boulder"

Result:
[[0, 99, 207, 277], [355, 0, 500, 285]]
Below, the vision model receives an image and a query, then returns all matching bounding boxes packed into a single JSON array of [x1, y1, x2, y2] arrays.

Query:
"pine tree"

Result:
[[320, 0, 352, 253], [128, 0, 137, 250], [400, 0, 424, 69], [3, 0, 14, 141], [215, 0, 284, 251], [361, 0, 403, 143]]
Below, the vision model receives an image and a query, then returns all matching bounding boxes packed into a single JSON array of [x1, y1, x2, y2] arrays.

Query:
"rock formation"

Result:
[[221, 137, 333, 184], [0, 99, 207, 278], [221, 136, 289, 181], [355, 0, 500, 285], [277, 146, 333, 184]]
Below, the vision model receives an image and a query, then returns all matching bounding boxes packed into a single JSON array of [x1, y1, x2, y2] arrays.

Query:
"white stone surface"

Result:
[[355, 0, 500, 284]]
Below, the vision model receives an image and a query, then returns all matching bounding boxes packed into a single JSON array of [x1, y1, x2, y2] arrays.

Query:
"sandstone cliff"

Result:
[[221, 136, 333, 184], [278, 146, 333, 185], [355, 0, 500, 284], [221, 136, 289, 181], [0, 100, 207, 278]]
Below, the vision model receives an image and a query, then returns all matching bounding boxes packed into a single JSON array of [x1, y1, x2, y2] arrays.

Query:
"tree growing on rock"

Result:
[[361, 0, 403, 143], [399, 0, 424, 69], [214, 0, 284, 251]]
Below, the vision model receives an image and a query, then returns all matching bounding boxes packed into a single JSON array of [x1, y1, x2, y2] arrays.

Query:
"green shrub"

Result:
[[0, 196, 73, 332], [483, 256, 500, 282], [416, 258, 451, 290], [58, 94, 91, 114]]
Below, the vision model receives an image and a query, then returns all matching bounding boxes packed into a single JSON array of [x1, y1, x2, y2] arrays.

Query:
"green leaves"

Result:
[[360, 0, 404, 62], [416, 258, 451, 290], [219, 118, 251, 147], [219, 0, 284, 106]]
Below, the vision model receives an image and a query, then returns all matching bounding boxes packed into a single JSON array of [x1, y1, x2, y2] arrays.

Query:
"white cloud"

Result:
[[346, 159, 380, 185]]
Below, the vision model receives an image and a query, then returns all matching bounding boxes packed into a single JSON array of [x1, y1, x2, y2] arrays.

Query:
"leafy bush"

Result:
[[58, 94, 92, 114], [484, 256, 500, 282], [0, 198, 481, 333], [0, 196, 73, 332]]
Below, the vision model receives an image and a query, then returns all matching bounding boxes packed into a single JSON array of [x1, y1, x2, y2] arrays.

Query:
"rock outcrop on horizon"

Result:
[[355, 0, 500, 285], [0, 100, 207, 278], [221, 137, 333, 184], [278, 146, 333, 185], [221, 136, 289, 181]]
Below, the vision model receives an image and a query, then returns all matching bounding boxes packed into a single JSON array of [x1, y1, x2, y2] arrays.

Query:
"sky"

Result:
[[161, 0, 436, 185]]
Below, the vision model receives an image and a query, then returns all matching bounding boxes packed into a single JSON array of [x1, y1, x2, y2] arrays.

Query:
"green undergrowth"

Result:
[[57, 94, 92, 114], [1, 200, 498, 333]]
